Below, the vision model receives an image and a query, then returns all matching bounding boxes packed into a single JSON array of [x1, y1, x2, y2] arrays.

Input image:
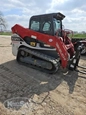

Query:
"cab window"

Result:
[[53, 18, 61, 33], [42, 22, 51, 32], [30, 20, 40, 31]]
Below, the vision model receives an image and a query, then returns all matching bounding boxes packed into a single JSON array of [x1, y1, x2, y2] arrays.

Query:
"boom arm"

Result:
[[11, 24, 69, 68]]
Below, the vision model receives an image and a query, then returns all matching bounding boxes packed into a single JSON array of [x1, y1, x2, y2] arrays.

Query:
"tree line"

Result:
[[0, 11, 7, 31]]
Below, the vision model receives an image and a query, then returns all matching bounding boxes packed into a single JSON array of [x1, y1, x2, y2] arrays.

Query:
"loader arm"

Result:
[[11, 24, 69, 68]]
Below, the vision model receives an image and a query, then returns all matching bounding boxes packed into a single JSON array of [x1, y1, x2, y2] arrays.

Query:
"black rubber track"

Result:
[[16, 47, 60, 74]]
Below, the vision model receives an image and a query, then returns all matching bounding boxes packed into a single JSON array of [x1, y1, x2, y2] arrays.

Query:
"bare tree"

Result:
[[0, 11, 7, 31]]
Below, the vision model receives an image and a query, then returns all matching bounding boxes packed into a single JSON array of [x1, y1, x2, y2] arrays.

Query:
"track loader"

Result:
[[11, 12, 86, 74]]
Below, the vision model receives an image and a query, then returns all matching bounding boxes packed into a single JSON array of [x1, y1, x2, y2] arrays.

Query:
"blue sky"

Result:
[[0, 0, 86, 32]]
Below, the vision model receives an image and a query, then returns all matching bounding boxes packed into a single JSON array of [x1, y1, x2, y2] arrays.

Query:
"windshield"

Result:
[[53, 18, 61, 36]]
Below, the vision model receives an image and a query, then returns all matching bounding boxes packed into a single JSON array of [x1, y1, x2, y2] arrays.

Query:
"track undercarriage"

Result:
[[17, 47, 60, 73]]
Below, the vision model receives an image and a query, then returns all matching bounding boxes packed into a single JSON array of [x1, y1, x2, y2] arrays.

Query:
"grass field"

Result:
[[73, 33, 86, 39], [0, 32, 86, 39], [0, 32, 12, 36]]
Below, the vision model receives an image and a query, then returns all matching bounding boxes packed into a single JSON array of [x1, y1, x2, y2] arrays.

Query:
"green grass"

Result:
[[72, 33, 86, 39], [0, 31, 86, 39], [0, 32, 12, 36]]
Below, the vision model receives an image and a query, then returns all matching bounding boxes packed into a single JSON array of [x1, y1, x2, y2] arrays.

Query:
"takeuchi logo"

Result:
[[56, 42, 66, 60]]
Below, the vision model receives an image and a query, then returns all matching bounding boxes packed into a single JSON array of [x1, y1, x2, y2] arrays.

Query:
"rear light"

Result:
[[11, 34, 23, 41]]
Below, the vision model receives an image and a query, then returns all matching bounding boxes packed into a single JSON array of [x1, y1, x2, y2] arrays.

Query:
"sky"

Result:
[[0, 0, 86, 32]]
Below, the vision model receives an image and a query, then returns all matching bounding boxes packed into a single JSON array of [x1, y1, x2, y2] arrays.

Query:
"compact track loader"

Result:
[[11, 12, 86, 74]]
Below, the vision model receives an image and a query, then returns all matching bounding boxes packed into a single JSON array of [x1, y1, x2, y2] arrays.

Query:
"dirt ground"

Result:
[[0, 35, 86, 115]]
